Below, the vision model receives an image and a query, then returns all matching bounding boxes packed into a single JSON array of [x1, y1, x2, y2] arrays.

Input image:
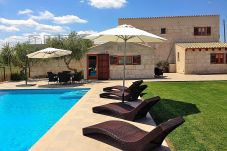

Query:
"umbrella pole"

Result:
[[123, 39, 127, 103]]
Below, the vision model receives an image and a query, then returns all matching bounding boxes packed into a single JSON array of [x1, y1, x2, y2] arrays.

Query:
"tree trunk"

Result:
[[8, 56, 12, 79], [9, 63, 12, 74], [64, 57, 77, 73]]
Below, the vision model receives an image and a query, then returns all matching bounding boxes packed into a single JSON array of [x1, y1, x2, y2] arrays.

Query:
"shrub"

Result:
[[156, 61, 169, 73], [10, 73, 26, 81], [74, 71, 84, 81]]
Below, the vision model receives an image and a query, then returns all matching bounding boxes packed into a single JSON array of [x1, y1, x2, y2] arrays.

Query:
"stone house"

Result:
[[176, 43, 227, 74], [86, 42, 155, 80], [118, 15, 220, 64], [30, 15, 227, 79]]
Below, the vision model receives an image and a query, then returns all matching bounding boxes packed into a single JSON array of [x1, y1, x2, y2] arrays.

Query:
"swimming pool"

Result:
[[0, 88, 89, 151]]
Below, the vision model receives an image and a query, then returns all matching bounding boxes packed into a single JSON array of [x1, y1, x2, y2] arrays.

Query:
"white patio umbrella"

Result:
[[85, 24, 166, 102], [27, 47, 72, 59], [25, 47, 72, 85]]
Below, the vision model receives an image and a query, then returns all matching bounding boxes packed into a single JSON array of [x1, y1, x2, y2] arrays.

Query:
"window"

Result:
[[133, 55, 141, 65], [110, 55, 141, 65], [118, 56, 132, 65], [194, 27, 211, 36], [177, 52, 180, 62], [210, 53, 224, 64], [110, 56, 118, 65], [118, 56, 124, 65], [126, 56, 133, 65], [161, 28, 166, 34]]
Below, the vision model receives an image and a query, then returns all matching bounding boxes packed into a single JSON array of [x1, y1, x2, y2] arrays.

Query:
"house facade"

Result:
[[30, 15, 227, 79], [176, 43, 227, 74], [86, 15, 226, 79], [86, 42, 155, 80], [119, 15, 220, 65]]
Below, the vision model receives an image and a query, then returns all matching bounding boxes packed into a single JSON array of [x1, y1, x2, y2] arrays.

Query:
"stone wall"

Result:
[[185, 48, 227, 74], [169, 64, 176, 73], [88, 42, 155, 79], [30, 58, 85, 78], [119, 15, 220, 64]]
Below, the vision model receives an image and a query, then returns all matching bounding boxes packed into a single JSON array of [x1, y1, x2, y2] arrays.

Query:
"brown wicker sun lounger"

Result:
[[93, 96, 160, 121], [100, 85, 147, 101], [83, 117, 185, 151], [103, 80, 143, 92]]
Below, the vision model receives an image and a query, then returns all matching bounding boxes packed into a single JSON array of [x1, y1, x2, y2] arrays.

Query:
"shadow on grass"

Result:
[[150, 99, 200, 124]]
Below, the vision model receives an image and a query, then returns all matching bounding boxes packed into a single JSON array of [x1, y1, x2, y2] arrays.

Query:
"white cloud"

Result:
[[23, 32, 51, 37], [30, 10, 87, 24], [0, 30, 97, 48], [30, 10, 54, 20], [18, 9, 33, 15], [87, 0, 127, 9], [36, 24, 64, 32], [0, 25, 19, 32], [23, 32, 52, 44], [77, 30, 97, 35], [0, 35, 29, 47], [0, 18, 37, 27], [0, 18, 65, 32], [54, 15, 87, 24], [0, 32, 54, 47]]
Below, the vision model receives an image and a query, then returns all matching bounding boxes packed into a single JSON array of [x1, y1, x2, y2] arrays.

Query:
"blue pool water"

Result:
[[0, 89, 89, 151]]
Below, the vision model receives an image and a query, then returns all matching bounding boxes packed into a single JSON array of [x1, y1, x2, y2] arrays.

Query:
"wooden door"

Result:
[[98, 54, 109, 80]]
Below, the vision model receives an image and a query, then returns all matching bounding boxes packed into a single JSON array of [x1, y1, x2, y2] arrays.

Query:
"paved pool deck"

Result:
[[0, 73, 226, 151], [30, 80, 170, 151]]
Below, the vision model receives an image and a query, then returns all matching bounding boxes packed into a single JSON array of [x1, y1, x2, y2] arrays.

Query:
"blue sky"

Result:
[[0, 0, 227, 45]]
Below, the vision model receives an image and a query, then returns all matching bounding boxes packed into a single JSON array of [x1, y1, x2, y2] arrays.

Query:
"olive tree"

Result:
[[46, 32, 92, 72], [13, 43, 37, 69], [0, 43, 14, 74]]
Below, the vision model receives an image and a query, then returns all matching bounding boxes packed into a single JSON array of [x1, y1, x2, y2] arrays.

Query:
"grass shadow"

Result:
[[150, 99, 200, 124]]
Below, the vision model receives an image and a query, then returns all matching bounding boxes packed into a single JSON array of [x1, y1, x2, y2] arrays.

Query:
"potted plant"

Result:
[[156, 61, 169, 73]]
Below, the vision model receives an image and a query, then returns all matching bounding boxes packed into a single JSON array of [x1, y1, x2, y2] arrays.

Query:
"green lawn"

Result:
[[143, 81, 227, 151]]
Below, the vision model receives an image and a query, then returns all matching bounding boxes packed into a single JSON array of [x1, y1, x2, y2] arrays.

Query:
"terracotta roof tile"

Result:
[[119, 15, 219, 20], [176, 42, 227, 49]]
